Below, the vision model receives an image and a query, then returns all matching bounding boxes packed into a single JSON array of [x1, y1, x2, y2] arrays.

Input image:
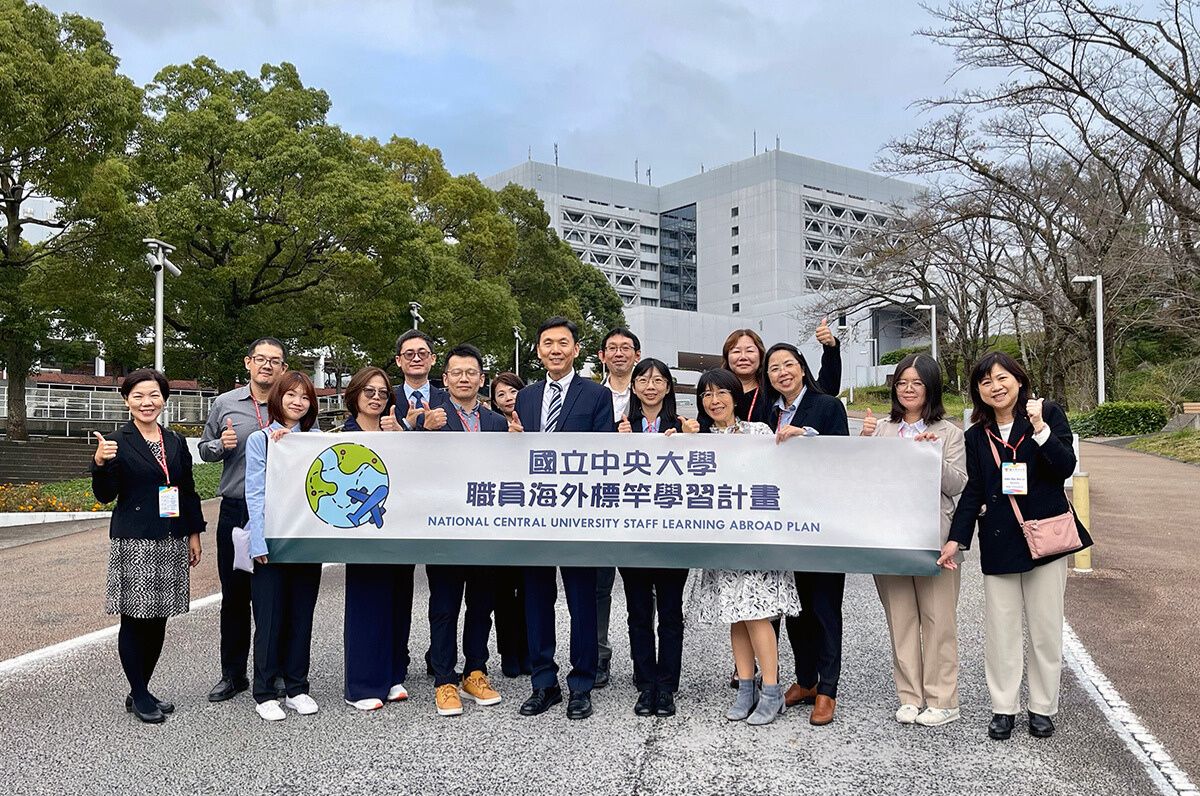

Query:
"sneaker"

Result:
[[436, 683, 463, 716], [345, 698, 384, 711], [460, 670, 502, 706], [284, 693, 319, 715], [387, 683, 408, 702], [255, 700, 286, 721], [915, 707, 960, 727], [895, 704, 921, 724]]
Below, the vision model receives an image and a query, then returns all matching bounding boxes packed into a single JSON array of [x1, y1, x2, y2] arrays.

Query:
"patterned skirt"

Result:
[[690, 569, 802, 625], [105, 537, 191, 618]]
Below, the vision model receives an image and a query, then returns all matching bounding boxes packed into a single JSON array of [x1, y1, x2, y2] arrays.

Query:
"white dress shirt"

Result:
[[541, 370, 575, 431]]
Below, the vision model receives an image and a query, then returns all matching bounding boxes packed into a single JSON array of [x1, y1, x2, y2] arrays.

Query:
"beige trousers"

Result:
[[874, 568, 961, 709], [983, 558, 1068, 716]]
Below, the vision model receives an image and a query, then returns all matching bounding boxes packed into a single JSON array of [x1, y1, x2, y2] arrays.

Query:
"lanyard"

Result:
[[456, 407, 480, 433], [151, 426, 171, 485], [252, 399, 268, 430], [746, 387, 759, 420], [644, 417, 660, 433], [987, 429, 1026, 462]]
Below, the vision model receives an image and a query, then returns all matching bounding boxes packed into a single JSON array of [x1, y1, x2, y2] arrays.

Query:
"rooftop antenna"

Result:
[[753, 130, 757, 155], [554, 143, 559, 166], [527, 145, 532, 161], [646, 166, 652, 186], [701, 163, 705, 173], [776, 134, 780, 151], [635, 158, 639, 183]]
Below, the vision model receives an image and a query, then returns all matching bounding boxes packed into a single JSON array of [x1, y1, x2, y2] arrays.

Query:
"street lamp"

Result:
[[1072, 275, 1105, 405], [513, 325, 522, 373], [409, 301, 424, 330], [915, 304, 938, 361], [142, 239, 180, 376], [866, 337, 878, 367]]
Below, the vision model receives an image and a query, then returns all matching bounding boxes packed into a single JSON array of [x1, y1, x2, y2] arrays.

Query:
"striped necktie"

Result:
[[544, 382, 563, 432]]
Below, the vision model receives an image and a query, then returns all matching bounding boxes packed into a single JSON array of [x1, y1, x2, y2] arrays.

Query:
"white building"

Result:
[[484, 149, 925, 390]]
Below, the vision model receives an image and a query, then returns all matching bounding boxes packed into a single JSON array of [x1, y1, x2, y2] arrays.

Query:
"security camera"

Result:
[[144, 252, 161, 271], [162, 257, 182, 277]]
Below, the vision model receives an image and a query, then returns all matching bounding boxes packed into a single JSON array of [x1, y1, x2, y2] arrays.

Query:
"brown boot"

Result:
[[784, 683, 817, 707], [810, 694, 836, 725]]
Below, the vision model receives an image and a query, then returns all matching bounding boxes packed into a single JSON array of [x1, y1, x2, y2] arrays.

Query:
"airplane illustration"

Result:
[[346, 484, 388, 529]]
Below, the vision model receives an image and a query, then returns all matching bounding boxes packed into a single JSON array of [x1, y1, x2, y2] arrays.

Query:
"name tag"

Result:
[[1001, 462, 1028, 496], [158, 486, 181, 518]]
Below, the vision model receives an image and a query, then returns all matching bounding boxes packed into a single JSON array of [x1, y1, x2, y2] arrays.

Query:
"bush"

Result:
[[880, 345, 930, 366], [1071, 401, 1167, 438], [0, 463, 223, 513], [169, 423, 205, 437]]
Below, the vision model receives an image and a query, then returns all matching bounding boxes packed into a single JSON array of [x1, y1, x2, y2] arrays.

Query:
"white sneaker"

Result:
[[284, 693, 319, 715], [915, 707, 960, 727], [895, 704, 921, 724], [387, 684, 408, 702], [255, 700, 286, 721], [345, 698, 383, 711]]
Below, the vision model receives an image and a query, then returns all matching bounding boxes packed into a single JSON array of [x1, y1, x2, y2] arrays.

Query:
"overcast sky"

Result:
[[45, 0, 961, 185]]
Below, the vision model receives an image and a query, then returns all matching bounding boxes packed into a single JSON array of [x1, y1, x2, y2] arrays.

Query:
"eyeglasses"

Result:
[[361, 388, 390, 399], [700, 389, 733, 401], [250, 355, 284, 367], [446, 369, 481, 379], [634, 376, 669, 388], [399, 350, 432, 362], [605, 345, 636, 354], [767, 360, 802, 376]]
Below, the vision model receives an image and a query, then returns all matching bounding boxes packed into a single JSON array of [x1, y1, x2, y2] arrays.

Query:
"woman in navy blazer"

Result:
[[92, 369, 205, 724], [939, 352, 1092, 741], [763, 342, 850, 726]]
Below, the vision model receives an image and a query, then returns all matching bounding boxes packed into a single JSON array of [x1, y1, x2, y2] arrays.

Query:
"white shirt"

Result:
[[998, 420, 1051, 446], [774, 388, 819, 435], [898, 419, 927, 439], [541, 370, 575, 431], [603, 377, 631, 421]]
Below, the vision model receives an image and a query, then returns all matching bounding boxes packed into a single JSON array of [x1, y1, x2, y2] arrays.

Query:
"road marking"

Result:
[[1063, 621, 1197, 796]]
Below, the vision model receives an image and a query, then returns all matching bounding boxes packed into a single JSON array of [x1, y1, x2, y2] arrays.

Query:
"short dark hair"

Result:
[[445, 344, 484, 372], [695, 368, 744, 427], [601, 327, 641, 352], [491, 372, 525, 397], [120, 368, 170, 400], [628, 359, 677, 429], [537, 316, 578, 343], [267, 371, 319, 432], [395, 329, 435, 356], [969, 351, 1032, 426], [762, 343, 821, 408], [248, 337, 287, 359], [889, 354, 945, 423], [344, 366, 394, 419]]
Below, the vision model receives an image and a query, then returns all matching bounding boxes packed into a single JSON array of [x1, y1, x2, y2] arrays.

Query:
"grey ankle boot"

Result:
[[726, 678, 758, 721], [747, 683, 786, 725]]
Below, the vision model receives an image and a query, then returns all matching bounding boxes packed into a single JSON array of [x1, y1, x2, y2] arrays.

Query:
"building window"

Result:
[[641, 243, 657, 254], [640, 225, 658, 235], [731, 264, 739, 275], [731, 225, 739, 236], [732, 283, 739, 294], [640, 261, 658, 272], [731, 245, 739, 256], [731, 206, 739, 218], [732, 303, 740, 313], [641, 279, 658, 290]]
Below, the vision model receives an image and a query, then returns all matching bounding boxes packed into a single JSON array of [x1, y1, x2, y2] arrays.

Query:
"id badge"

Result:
[[158, 486, 181, 518], [1001, 462, 1028, 496]]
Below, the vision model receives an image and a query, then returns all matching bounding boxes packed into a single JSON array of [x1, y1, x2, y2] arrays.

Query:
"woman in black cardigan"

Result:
[[938, 352, 1092, 741], [92, 369, 205, 723]]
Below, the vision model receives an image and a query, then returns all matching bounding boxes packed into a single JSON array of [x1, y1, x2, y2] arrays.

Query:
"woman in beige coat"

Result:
[[861, 353, 967, 727]]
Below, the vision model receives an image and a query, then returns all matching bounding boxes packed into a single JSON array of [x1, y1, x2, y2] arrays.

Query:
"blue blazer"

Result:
[[515, 375, 616, 433], [392, 383, 449, 429], [436, 397, 509, 433]]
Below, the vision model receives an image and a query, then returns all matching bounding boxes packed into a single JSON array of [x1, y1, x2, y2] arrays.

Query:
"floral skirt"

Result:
[[690, 568, 802, 624], [105, 537, 190, 618]]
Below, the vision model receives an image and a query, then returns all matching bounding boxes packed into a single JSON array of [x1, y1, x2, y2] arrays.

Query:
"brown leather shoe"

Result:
[[784, 683, 818, 707], [810, 694, 836, 725]]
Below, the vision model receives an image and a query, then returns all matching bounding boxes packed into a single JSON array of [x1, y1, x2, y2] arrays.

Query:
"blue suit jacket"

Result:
[[515, 374, 616, 433], [393, 383, 449, 429], [435, 397, 509, 433]]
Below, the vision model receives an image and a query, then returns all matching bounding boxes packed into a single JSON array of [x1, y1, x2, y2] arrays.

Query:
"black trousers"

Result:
[[492, 566, 528, 672], [215, 497, 252, 680], [118, 615, 167, 703], [427, 564, 494, 686], [251, 561, 322, 704], [343, 563, 414, 701], [524, 566, 598, 693], [785, 571, 845, 699], [620, 567, 687, 693]]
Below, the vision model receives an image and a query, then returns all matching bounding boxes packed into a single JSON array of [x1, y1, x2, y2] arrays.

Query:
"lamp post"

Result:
[[1072, 275, 1105, 405], [915, 304, 938, 361], [513, 325, 522, 373], [143, 238, 180, 427], [837, 322, 852, 403], [409, 301, 424, 330]]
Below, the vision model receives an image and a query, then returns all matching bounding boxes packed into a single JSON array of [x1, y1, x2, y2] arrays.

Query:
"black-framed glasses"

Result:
[[399, 350, 432, 362], [250, 355, 284, 367]]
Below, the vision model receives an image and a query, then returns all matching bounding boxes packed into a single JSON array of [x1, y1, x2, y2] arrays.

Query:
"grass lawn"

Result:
[[1127, 429, 1200, 465], [0, 462, 223, 512], [841, 387, 970, 420]]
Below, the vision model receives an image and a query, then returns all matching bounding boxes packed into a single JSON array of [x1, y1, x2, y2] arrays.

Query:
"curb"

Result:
[[0, 511, 112, 529]]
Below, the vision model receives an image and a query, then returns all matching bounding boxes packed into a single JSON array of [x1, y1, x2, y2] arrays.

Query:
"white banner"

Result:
[[263, 431, 944, 575]]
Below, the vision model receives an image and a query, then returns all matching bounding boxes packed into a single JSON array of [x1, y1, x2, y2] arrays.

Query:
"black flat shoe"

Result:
[[594, 659, 610, 689], [519, 686, 563, 716], [654, 691, 676, 717], [567, 691, 593, 720], [207, 676, 248, 703], [425, 649, 435, 677], [988, 713, 1015, 740], [126, 695, 174, 714], [1029, 712, 1056, 738], [129, 698, 165, 724], [634, 690, 656, 717]]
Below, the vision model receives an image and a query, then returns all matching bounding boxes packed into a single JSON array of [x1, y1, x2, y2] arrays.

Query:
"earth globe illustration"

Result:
[[305, 443, 390, 529]]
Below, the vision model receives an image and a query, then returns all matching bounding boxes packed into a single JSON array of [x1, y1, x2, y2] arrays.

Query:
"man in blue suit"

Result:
[[424, 344, 509, 716], [513, 317, 616, 720], [393, 329, 448, 431]]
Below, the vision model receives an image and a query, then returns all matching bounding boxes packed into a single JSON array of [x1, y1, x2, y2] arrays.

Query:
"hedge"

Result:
[[1069, 401, 1168, 438], [880, 345, 930, 366]]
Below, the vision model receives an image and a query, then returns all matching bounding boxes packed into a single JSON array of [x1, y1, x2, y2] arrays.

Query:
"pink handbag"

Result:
[[987, 437, 1082, 559]]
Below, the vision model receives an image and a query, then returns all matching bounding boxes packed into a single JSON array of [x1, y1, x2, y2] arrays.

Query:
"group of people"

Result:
[[94, 314, 1091, 740]]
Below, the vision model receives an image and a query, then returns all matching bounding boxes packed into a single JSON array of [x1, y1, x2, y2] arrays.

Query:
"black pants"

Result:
[[344, 563, 414, 701], [118, 615, 167, 705], [785, 571, 845, 699], [524, 566, 598, 693], [492, 566, 528, 673], [620, 567, 687, 693], [251, 561, 322, 703], [215, 497, 252, 680], [427, 564, 494, 687]]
